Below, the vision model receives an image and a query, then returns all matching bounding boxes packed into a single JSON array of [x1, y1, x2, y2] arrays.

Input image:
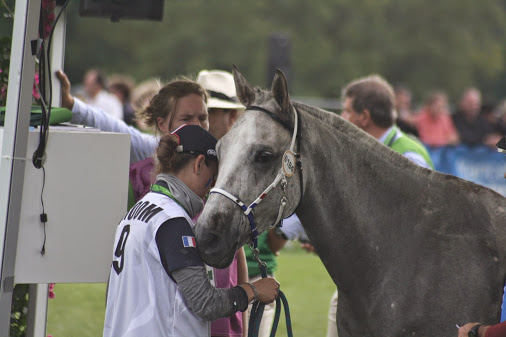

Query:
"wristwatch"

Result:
[[468, 324, 482, 337]]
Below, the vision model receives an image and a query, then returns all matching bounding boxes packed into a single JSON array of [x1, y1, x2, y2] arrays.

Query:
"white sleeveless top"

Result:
[[103, 192, 209, 337]]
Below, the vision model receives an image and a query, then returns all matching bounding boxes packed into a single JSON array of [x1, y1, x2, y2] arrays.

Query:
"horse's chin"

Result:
[[198, 246, 236, 269]]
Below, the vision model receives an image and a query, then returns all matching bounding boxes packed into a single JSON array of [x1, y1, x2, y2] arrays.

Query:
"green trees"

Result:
[[6, 0, 506, 104]]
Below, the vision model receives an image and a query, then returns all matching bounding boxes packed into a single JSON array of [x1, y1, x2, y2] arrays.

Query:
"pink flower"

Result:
[[43, 0, 55, 11], [47, 12, 55, 22], [48, 283, 55, 299], [44, 23, 52, 38], [32, 75, 40, 100], [32, 88, 40, 100]]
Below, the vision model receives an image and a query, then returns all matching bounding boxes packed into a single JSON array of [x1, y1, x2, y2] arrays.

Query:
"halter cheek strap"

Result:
[[209, 105, 300, 249]]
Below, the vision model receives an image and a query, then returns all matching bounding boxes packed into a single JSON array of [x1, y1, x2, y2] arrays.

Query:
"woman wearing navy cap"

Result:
[[103, 125, 280, 337]]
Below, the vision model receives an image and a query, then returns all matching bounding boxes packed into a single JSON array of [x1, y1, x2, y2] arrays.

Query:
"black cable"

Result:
[[31, 0, 71, 254], [40, 166, 47, 255], [33, 0, 70, 169], [46, 0, 70, 120]]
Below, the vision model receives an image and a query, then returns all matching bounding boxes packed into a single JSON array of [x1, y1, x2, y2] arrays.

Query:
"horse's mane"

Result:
[[291, 100, 420, 172], [290, 100, 492, 192]]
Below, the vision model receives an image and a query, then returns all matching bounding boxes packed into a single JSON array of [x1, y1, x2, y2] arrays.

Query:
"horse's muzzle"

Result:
[[196, 229, 236, 268]]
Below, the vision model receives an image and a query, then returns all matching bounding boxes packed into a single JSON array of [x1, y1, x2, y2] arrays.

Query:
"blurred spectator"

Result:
[[481, 102, 506, 142], [131, 78, 162, 133], [497, 101, 506, 134], [394, 85, 419, 137], [415, 90, 459, 147], [109, 74, 136, 126], [197, 70, 244, 140], [82, 68, 123, 120], [452, 87, 494, 146]]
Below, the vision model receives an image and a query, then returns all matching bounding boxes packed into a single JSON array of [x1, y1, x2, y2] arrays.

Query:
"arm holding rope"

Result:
[[241, 278, 280, 303], [173, 266, 279, 321]]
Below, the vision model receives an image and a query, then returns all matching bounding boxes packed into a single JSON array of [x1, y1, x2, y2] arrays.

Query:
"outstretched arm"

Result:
[[56, 70, 158, 164]]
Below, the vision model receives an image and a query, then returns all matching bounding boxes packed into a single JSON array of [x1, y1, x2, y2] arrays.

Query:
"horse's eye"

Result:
[[255, 151, 274, 163]]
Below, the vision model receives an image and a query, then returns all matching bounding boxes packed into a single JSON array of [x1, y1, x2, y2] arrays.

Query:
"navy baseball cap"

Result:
[[171, 124, 218, 160]]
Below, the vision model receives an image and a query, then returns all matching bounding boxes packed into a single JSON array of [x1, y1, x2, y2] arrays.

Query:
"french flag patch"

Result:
[[182, 236, 197, 248]]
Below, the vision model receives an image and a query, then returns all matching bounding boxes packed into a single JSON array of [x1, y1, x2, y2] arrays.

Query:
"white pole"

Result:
[[0, 0, 42, 335], [25, 4, 67, 336]]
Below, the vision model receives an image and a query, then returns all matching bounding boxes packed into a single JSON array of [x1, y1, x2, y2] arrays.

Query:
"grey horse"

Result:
[[195, 66, 506, 337]]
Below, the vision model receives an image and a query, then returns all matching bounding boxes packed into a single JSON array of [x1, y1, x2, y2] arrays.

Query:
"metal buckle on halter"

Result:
[[250, 245, 268, 270]]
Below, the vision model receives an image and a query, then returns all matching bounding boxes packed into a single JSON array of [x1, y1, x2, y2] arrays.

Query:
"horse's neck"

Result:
[[296, 110, 428, 291]]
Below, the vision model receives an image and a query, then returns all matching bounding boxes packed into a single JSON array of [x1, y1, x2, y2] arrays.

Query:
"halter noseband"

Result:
[[209, 105, 302, 249]]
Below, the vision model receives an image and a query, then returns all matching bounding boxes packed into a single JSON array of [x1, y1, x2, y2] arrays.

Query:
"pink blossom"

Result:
[[0, 68, 3, 74], [32, 88, 40, 100], [44, 23, 52, 38], [32, 75, 40, 100], [42, 0, 54, 7], [48, 283, 55, 299], [44, 0, 56, 11], [47, 12, 55, 22]]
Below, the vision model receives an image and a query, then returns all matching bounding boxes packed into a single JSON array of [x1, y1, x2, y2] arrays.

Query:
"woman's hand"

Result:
[[241, 278, 280, 304], [55, 70, 75, 110]]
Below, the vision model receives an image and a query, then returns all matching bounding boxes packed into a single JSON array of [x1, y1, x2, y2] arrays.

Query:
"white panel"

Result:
[[1, 127, 131, 283]]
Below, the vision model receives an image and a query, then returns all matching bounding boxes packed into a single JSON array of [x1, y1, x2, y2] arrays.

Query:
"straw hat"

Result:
[[197, 70, 245, 110]]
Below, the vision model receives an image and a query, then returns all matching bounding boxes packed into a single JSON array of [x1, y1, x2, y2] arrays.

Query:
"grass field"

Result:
[[46, 243, 335, 337]]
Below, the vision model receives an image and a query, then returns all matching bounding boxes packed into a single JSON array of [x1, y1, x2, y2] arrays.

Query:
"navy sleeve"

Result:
[[155, 217, 204, 282]]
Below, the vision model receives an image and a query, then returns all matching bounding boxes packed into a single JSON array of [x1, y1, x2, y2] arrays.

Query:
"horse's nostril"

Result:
[[201, 231, 220, 250]]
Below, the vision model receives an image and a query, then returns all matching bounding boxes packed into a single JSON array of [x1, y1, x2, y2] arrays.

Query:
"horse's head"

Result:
[[195, 66, 303, 268]]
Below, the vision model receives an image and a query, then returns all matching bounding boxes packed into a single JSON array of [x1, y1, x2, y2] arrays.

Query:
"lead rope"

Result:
[[248, 247, 293, 337]]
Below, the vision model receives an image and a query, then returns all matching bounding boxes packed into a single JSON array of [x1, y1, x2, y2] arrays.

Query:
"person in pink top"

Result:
[[415, 91, 460, 147]]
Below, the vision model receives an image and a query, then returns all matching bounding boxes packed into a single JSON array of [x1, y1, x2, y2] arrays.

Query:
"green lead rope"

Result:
[[248, 247, 293, 337]]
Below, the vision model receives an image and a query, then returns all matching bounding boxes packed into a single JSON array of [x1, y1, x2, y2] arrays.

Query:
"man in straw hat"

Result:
[[197, 69, 245, 140], [197, 69, 249, 337]]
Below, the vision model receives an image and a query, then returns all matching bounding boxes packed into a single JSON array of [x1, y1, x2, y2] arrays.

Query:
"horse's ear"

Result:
[[271, 69, 291, 113], [232, 65, 256, 107]]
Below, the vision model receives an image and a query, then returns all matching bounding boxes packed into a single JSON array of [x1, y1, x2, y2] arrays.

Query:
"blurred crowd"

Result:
[[75, 68, 160, 133], [77, 68, 506, 150], [60, 66, 506, 337], [394, 85, 506, 149]]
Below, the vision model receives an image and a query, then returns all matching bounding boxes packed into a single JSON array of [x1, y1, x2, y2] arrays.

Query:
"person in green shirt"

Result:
[[341, 75, 433, 169], [326, 75, 434, 337]]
